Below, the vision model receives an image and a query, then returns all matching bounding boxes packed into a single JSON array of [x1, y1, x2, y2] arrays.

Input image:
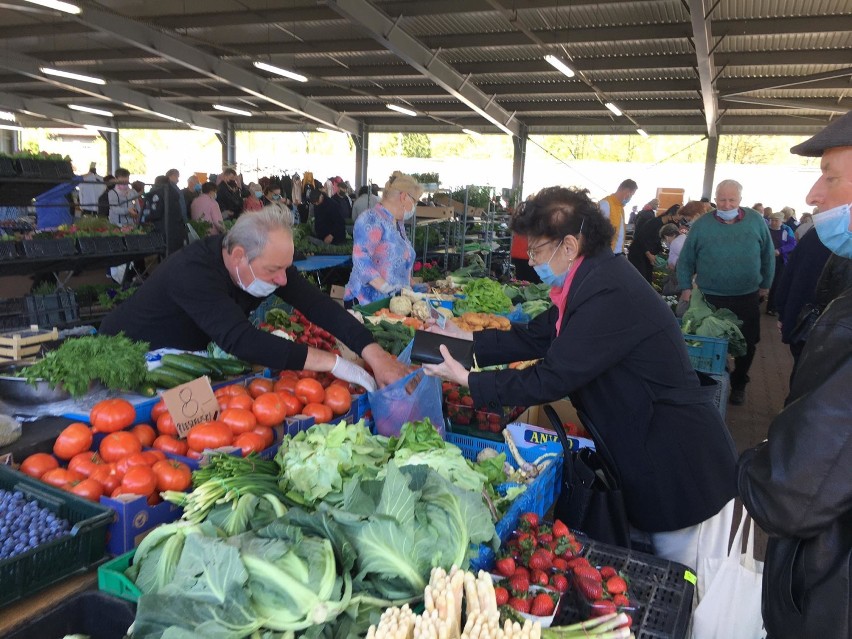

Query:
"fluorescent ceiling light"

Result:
[[84, 124, 117, 133], [189, 124, 221, 134], [386, 103, 417, 117], [462, 128, 482, 138], [637, 128, 649, 138], [23, 0, 80, 14], [40, 66, 105, 85], [0, 124, 24, 131], [213, 104, 252, 117], [69, 104, 114, 117], [544, 55, 575, 78], [0, 110, 15, 122], [253, 61, 308, 83], [317, 126, 344, 134], [605, 102, 623, 117]]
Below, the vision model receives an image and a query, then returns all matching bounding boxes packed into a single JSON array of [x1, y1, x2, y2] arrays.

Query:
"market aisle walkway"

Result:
[[725, 310, 794, 561]]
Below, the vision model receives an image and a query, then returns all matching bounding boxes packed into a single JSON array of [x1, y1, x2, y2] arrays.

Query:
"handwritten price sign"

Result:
[[162, 376, 220, 439]]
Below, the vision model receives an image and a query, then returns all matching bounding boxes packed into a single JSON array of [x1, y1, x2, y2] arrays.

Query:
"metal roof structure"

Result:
[[0, 0, 849, 140]]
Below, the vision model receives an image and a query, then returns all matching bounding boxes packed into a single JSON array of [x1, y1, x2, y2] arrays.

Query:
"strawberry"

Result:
[[551, 573, 569, 593], [552, 519, 571, 538], [591, 599, 617, 617], [606, 576, 628, 595], [600, 566, 618, 580], [529, 593, 556, 617], [573, 565, 602, 582], [567, 557, 591, 569], [509, 596, 531, 614], [494, 586, 510, 606], [576, 578, 603, 601], [612, 594, 631, 608], [520, 512, 540, 529], [495, 557, 516, 577], [528, 552, 552, 572], [508, 574, 530, 594], [552, 558, 569, 572], [531, 569, 550, 587], [537, 532, 554, 545], [534, 547, 555, 562], [514, 566, 530, 581]]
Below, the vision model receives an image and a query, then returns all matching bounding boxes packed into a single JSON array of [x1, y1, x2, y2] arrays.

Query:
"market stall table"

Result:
[[293, 254, 352, 288]]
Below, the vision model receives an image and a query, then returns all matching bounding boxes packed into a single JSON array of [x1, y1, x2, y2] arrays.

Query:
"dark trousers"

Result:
[[766, 256, 785, 312], [627, 249, 653, 283], [705, 291, 761, 391]]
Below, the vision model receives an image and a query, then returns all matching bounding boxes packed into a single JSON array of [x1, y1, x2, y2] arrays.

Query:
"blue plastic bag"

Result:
[[368, 340, 446, 438]]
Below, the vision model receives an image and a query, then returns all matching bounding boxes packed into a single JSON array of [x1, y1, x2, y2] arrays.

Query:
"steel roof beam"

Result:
[[325, 0, 522, 136], [687, 0, 719, 137], [721, 67, 852, 96], [0, 90, 113, 129], [720, 96, 849, 114], [0, 50, 223, 131], [67, 5, 360, 134]]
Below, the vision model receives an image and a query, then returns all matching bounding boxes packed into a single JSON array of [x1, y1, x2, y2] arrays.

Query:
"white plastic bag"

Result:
[[692, 511, 766, 639]]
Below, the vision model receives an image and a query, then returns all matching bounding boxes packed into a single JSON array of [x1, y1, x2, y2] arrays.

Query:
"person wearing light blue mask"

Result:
[[422, 186, 739, 577], [100, 207, 413, 393], [737, 110, 852, 639]]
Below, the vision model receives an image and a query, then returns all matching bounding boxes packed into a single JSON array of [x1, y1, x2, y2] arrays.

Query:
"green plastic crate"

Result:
[[98, 550, 142, 603], [0, 464, 113, 608], [353, 297, 390, 316]]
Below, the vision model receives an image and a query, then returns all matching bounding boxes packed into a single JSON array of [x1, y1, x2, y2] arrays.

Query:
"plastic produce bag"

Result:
[[368, 341, 446, 438], [0, 414, 22, 447], [691, 511, 766, 639]]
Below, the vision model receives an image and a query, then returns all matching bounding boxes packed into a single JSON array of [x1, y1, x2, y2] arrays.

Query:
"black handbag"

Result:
[[788, 303, 822, 346], [546, 404, 632, 548]]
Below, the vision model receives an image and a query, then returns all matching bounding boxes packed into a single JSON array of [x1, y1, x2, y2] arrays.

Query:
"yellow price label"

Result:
[[684, 570, 697, 585]]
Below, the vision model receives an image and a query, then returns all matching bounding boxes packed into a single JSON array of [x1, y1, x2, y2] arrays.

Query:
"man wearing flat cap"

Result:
[[737, 111, 852, 639]]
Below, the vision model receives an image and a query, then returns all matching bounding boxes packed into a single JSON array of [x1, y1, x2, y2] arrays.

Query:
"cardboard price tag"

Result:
[[162, 376, 220, 439]]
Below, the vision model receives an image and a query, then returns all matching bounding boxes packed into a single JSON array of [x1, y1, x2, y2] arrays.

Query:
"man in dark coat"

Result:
[[738, 110, 852, 639]]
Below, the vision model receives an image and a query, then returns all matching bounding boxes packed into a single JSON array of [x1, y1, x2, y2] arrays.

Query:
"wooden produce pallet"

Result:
[[0, 326, 60, 361]]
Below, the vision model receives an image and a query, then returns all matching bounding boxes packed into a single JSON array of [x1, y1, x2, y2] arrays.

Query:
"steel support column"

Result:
[[219, 120, 236, 169], [354, 123, 369, 188], [102, 131, 119, 174], [511, 125, 528, 203], [703, 135, 719, 200], [688, 0, 719, 137]]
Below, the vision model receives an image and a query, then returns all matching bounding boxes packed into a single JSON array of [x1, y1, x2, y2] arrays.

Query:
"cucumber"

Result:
[[178, 353, 226, 379], [161, 354, 213, 377], [147, 368, 190, 389], [209, 358, 250, 375], [136, 383, 157, 397], [155, 365, 196, 385]]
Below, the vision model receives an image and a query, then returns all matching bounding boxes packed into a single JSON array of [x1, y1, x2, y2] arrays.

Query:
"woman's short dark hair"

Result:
[[201, 182, 217, 194], [510, 186, 614, 257]]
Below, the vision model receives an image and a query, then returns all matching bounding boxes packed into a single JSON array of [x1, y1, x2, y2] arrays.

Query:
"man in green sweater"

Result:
[[677, 179, 775, 405]]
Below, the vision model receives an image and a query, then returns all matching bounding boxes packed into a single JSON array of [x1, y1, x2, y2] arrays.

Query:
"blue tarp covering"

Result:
[[35, 177, 82, 229]]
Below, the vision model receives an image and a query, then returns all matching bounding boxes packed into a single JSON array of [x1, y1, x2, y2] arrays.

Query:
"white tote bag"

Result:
[[691, 511, 766, 639]]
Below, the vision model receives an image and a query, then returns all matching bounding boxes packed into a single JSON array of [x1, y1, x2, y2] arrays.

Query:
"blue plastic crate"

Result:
[[683, 334, 728, 374], [446, 432, 562, 571]]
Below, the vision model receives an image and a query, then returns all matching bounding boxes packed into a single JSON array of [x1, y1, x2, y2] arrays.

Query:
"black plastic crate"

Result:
[[24, 291, 79, 328], [0, 240, 18, 260], [14, 158, 41, 178], [5, 590, 135, 638], [0, 297, 27, 330], [21, 237, 77, 258], [124, 232, 165, 253], [554, 538, 695, 639], [0, 157, 15, 178], [0, 465, 113, 608], [77, 235, 127, 255]]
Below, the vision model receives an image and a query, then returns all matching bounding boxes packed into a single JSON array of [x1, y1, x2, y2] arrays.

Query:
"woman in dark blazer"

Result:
[[425, 186, 738, 571]]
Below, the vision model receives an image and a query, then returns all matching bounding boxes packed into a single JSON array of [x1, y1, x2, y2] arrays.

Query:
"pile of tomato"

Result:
[[18, 398, 192, 504]]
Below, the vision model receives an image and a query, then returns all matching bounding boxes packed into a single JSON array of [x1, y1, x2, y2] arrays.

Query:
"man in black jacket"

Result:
[[216, 168, 244, 218], [738, 110, 852, 639]]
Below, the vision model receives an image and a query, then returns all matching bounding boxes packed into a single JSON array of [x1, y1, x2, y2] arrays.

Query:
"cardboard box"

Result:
[[517, 398, 581, 430], [415, 205, 455, 219], [101, 494, 182, 555], [329, 285, 346, 305]]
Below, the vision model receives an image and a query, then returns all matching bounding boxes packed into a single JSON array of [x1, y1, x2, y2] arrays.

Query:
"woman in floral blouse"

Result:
[[344, 171, 423, 306]]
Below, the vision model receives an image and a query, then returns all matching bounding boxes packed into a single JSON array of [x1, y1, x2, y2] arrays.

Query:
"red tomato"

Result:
[[276, 391, 303, 417], [303, 402, 334, 425], [68, 451, 103, 478], [20, 453, 59, 479], [298, 370, 318, 379], [53, 422, 93, 460], [147, 493, 162, 506], [252, 393, 287, 427], [185, 449, 204, 461], [110, 486, 142, 499], [152, 459, 192, 492], [227, 394, 254, 411], [215, 384, 249, 398], [278, 370, 299, 380], [295, 378, 325, 405], [152, 435, 188, 457], [131, 424, 157, 447], [274, 376, 298, 394], [248, 378, 274, 398], [187, 421, 234, 453], [220, 408, 257, 435], [252, 426, 275, 449], [233, 432, 267, 456], [145, 450, 167, 463], [151, 399, 168, 422], [90, 398, 136, 434], [324, 385, 352, 416], [90, 464, 122, 494], [116, 452, 154, 475], [68, 478, 104, 502], [156, 412, 177, 436], [41, 468, 84, 488], [121, 465, 158, 497], [99, 431, 143, 463]]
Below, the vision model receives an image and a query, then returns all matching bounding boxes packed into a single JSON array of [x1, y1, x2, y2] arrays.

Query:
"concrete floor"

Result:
[[725, 308, 794, 561]]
